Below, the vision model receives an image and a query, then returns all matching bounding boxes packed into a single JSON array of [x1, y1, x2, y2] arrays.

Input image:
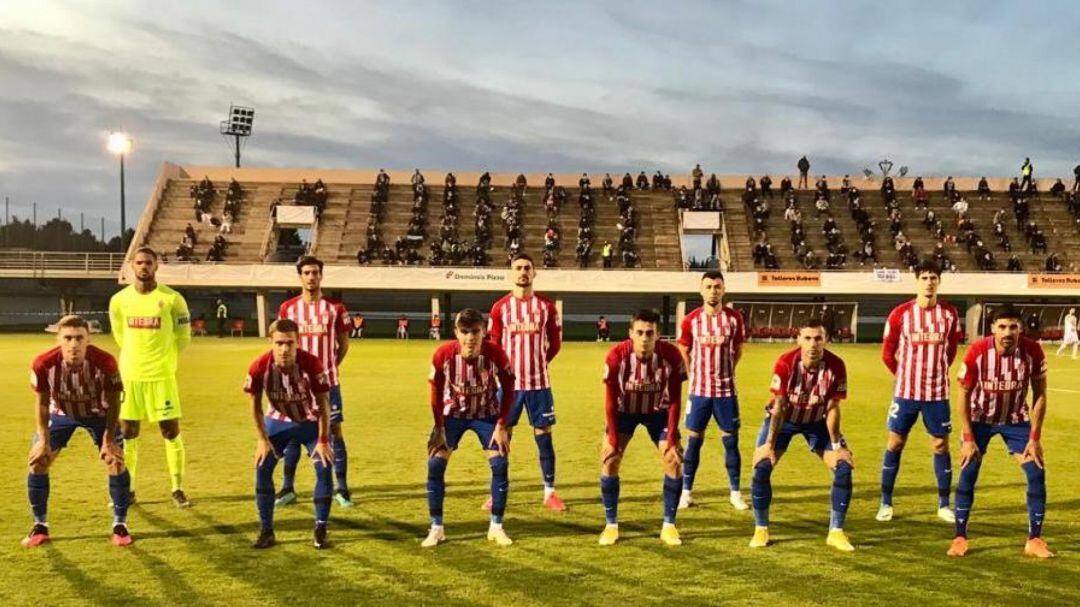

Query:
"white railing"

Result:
[[0, 251, 125, 275]]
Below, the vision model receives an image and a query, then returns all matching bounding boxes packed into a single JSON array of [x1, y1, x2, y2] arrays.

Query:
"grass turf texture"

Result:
[[0, 335, 1077, 606]]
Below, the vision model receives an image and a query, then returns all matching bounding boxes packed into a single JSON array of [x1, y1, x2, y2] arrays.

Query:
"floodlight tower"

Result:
[[220, 105, 255, 168], [107, 132, 133, 251]]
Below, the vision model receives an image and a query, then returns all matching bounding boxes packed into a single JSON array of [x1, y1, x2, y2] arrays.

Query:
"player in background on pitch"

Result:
[[487, 253, 565, 511], [109, 247, 192, 508], [948, 306, 1053, 558], [1054, 307, 1077, 359], [276, 256, 353, 508], [597, 309, 687, 547], [246, 319, 335, 550], [677, 270, 748, 511], [22, 315, 132, 547], [749, 319, 855, 552], [423, 309, 515, 548], [878, 259, 962, 523]]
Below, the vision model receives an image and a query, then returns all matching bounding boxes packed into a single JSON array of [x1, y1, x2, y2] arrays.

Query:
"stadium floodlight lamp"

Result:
[[220, 105, 255, 168], [107, 132, 133, 155], [899, 166, 909, 177], [106, 132, 133, 252]]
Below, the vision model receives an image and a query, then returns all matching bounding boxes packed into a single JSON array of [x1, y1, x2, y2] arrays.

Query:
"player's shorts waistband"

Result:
[[892, 397, 949, 407]]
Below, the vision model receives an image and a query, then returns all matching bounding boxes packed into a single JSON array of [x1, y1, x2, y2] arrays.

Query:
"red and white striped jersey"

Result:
[[278, 295, 350, 386], [31, 345, 122, 419], [488, 293, 562, 391], [603, 339, 686, 415], [769, 347, 847, 424], [882, 299, 962, 400], [244, 349, 331, 424], [429, 340, 515, 423], [678, 305, 745, 397], [958, 335, 1046, 425]]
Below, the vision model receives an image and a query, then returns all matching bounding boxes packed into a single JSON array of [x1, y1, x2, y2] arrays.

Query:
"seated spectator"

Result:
[[923, 209, 937, 229], [1008, 177, 1021, 202], [951, 197, 969, 216], [759, 175, 773, 198], [1045, 252, 1063, 273], [220, 211, 234, 234], [840, 175, 851, 195], [943, 176, 958, 201], [977, 176, 991, 200], [784, 204, 801, 223], [815, 176, 830, 200], [636, 171, 649, 190], [745, 176, 757, 194], [779, 176, 793, 196], [621, 173, 633, 190], [653, 170, 665, 190], [815, 195, 830, 217], [601, 173, 613, 193], [515, 173, 528, 193], [579, 173, 592, 190], [1031, 230, 1048, 254], [411, 169, 425, 187], [752, 236, 769, 267], [1050, 178, 1066, 197], [1007, 254, 1023, 272], [478, 171, 492, 191], [621, 246, 639, 268], [706, 173, 721, 195]]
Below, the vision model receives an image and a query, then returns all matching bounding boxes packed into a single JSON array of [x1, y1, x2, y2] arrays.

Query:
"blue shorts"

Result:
[[887, 398, 952, 437], [329, 385, 344, 425], [506, 388, 556, 428], [442, 416, 499, 452], [611, 411, 671, 445], [685, 395, 741, 432], [970, 422, 1030, 455], [35, 414, 121, 451], [755, 416, 834, 453], [264, 417, 321, 455]]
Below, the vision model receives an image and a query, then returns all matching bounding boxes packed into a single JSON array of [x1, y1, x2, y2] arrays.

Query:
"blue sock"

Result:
[[933, 452, 952, 508], [880, 449, 902, 506], [830, 461, 853, 530], [28, 473, 49, 524], [312, 458, 332, 524], [427, 457, 447, 526], [534, 432, 555, 489], [1022, 461, 1046, 539], [600, 475, 620, 524], [255, 457, 277, 531], [109, 471, 131, 524], [489, 455, 509, 524], [682, 435, 704, 491], [751, 460, 773, 527], [281, 441, 300, 493], [722, 433, 741, 491], [662, 474, 680, 524], [954, 458, 981, 538], [332, 434, 349, 494]]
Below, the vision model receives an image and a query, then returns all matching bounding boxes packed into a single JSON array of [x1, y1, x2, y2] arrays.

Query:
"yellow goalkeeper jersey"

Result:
[[109, 283, 192, 381]]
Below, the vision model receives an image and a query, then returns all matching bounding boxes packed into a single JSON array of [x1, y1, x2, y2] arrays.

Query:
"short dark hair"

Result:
[[133, 247, 158, 260], [990, 305, 1024, 324], [269, 318, 299, 336], [295, 255, 324, 273], [510, 252, 535, 266], [455, 308, 485, 329], [914, 258, 941, 278], [57, 315, 89, 331], [631, 309, 661, 325], [801, 317, 829, 335], [701, 270, 725, 283]]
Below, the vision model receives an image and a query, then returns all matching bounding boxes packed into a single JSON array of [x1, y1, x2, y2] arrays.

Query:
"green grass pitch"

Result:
[[0, 334, 1077, 606]]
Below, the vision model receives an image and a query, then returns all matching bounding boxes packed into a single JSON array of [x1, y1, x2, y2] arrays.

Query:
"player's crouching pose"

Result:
[[423, 309, 515, 548], [750, 319, 855, 552], [948, 306, 1054, 558], [23, 315, 132, 547], [245, 319, 335, 550], [598, 309, 687, 547]]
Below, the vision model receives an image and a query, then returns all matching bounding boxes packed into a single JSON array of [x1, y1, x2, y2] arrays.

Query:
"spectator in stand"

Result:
[[797, 156, 810, 189], [943, 176, 959, 202], [1027, 311, 1043, 339], [815, 195, 830, 217], [652, 171, 664, 190], [579, 173, 591, 190], [636, 171, 649, 190], [478, 171, 492, 191], [602, 241, 614, 268], [840, 175, 851, 196], [376, 169, 390, 188], [1020, 157, 1034, 191], [977, 176, 991, 201], [951, 197, 969, 216], [779, 176, 793, 196], [1007, 254, 1022, 272], [444, 172, 457, 190], [596, 316, 610, 342], [220, 211, 234, 234], [1031, 230, 1048, 255], [705, 173, 721, 196], [621, 172, 634, 190], [1074, 163, 1080, 192], [602, 173, 614, 193], [784, 204, 801, 223], [815, 176, 830, 201], [752, 236, 769, 267], [691, 164, 704, 189], [411, 169, 425, 188], [515, 173, 528, 194], [185, 223, 198, 245], [1050, 178, 1066, 197]]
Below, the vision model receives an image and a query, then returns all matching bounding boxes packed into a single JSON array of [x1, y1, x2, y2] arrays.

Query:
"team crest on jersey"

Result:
[[770, 374, 782, 391]]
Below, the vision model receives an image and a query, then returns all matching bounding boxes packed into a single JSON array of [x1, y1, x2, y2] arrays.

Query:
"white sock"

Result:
[[605, 523, 619, 529], [544, 485, 555, 500], [662, 521, 676, 530], [430, 524, 443, 532], [681, 489, 692, 497], [489, 522, 503, 531]]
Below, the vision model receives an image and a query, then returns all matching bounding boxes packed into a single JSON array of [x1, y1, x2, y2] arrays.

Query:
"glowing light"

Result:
[[107, 132, 133, 155]]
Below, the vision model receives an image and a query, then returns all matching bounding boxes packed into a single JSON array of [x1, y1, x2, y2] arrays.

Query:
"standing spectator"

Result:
[[1020, 158, 1034, 192], [602, 241, 614, 268], [215, 299, 228, 338], [429, 314, 442, 339], [1073, 163, 1080, 193], [796, 156, 810, 189], [411, 169, 425, 187], [976, 177, 991, 201], [691, 164, 704, 189], [396, 315, 410, 339], [596, 315, 610, 342]]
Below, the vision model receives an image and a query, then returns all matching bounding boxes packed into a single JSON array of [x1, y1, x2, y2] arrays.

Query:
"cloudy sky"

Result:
[[2, 0, 1079, 236]]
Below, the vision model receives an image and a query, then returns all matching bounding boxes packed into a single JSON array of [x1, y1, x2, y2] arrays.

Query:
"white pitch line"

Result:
[[1047, 388, 1080, 394]]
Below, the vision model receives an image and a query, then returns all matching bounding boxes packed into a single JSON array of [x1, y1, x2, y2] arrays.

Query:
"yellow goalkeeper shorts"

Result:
[[120, 378, 182, 422]]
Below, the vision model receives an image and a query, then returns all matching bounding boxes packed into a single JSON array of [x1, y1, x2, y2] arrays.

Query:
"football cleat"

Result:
[[20, 524, 50, 548], [333, 490, 355, 508], [252, 528, 276, 549], [1024, 538, 1055, 559], [480, 497, 493, 511], [947, 536, 969, 557], [421, 526, 446, 548], [875, 504, 894, 522], [171, 490, 192, 509], [110, 523, 133, 547], [313, 523, 329, 550], [274, 489, 297, 507], [660, 524, 682, 546], [937, 507, 956, 523], [598, 524, 619, 546], [826, 529, 855, 552], [749, 526, 770, 548], [729, 491, 749, 511], [486, 525, 513, 546], [678, 491, 695, 510], [543, 492, 567, 512]]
